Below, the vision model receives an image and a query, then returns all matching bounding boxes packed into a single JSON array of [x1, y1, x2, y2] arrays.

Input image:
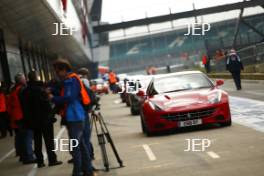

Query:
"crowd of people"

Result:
[[0, 59, 100, 176]]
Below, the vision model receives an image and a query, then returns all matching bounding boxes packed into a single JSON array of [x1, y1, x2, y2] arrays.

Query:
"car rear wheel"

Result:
[[126, 97, 131, 106], [220, 119, 232, 127], [131, 107, 139, 115], [121, 97, 126, 103], [120, 93, 126, 103]]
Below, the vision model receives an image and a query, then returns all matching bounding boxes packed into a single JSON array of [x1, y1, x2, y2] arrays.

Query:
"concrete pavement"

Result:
[[92, 94, 264, 176], [0, 79, 264, 176], [220, 79, 264, 101]]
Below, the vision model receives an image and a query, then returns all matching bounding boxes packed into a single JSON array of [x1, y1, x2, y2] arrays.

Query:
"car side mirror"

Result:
[[216, 79, 224, 86], [136, 90, 145, 97]]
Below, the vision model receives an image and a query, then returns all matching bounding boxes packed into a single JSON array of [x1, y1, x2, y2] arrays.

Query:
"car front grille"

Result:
[[160, 108, 216, 121]]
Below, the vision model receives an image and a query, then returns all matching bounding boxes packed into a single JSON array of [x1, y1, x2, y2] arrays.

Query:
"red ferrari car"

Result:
[[139, 71, 231, 136]]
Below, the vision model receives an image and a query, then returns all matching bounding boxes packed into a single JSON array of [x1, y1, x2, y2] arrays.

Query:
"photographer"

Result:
[[20, 71, 62, 168], [51, 59, 94, 176], [78, 68, 96, 161]]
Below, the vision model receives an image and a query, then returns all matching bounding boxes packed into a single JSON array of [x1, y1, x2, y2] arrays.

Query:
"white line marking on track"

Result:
[[141, 162, 174, 170], [230, 96, 264, 132], [131, 142, 160, 148], [142, 144, 157, 161], [27, 127, 66, 176], [0, 148, 15, 163], [243, 91, 264, 96], [207, 151, 220, 159], [114, 99, 122, 104]]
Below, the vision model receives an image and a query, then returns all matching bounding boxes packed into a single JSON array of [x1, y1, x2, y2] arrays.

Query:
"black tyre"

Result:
[[131, 107, 139, 115], [122, 98, 126, 103], [220, 119, 232, 127], [140, 116, 153, 136], [126, 96, 131, 106], [140, 117, 146, 134]]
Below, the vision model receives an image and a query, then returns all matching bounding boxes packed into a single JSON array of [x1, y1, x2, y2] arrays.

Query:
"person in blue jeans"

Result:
[[83, 113, 94, 160], [50, 59, 94, 176], [78, 68, 95, 160], [16, 123, 36, 163]]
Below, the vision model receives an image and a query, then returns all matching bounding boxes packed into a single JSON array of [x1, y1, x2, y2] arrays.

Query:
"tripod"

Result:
[[90, 105, 124, 171]]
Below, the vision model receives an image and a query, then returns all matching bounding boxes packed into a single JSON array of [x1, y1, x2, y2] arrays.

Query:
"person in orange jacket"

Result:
[[0, 85, 8, 138], [108, 70, 118, 93], [8, 73, 36, 164]]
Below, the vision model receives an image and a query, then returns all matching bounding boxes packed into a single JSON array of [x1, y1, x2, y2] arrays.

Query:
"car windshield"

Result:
[[154, 73, 212, 94], [139, 77, 152, 89]]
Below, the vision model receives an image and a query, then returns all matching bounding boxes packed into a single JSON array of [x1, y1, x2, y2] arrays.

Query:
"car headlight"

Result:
[[208, 91, 222, 104], [148, 101, 162, 111]]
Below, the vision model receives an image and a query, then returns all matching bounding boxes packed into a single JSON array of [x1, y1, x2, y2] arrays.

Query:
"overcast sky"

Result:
[[101, 0, 264, 40], [101, 0, 243, 22]]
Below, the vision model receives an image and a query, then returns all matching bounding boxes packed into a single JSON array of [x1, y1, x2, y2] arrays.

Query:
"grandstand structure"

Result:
[[108, 14, 264, 73], [94, 0, 264, 73]]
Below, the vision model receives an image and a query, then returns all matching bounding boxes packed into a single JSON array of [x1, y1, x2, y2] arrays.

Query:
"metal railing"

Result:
[[210, 42, 264, 73]]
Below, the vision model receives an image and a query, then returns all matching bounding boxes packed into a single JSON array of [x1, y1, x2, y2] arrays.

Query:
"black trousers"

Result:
[[33, 123, 57, 164], [110, 83, 117, 93], [205, 63, 211, 73], [231, 71, 241, 90], [0, 112, 11, 137]]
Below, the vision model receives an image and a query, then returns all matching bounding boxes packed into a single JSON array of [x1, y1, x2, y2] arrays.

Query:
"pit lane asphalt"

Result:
[[0, 79, 264, 176]]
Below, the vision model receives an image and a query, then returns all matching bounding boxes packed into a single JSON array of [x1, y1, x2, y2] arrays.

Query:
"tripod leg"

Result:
[[93, 115, 110, 171], [105, 132, 123, 167], [98, 116, 124, 167], [97, 134, 109, 171]]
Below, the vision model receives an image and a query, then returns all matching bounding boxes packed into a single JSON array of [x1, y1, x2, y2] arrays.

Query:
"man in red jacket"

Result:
[[8, 73, 36, 164], [0, 85, 8, 138], [202, 54, 210, 73]]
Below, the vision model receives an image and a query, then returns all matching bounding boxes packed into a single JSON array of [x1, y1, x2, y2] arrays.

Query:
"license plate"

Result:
[[178, 119, 202, 127]]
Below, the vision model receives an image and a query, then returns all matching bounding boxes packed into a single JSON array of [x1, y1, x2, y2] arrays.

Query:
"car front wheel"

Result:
[[140, 117, 153, 136], [140, 117, 146, 133], [220, 119, 232, 127]]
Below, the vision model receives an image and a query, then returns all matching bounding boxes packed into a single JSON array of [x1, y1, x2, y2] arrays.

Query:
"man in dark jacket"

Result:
[[226, 49, 244, 90], [20, 71, 62, 168]]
